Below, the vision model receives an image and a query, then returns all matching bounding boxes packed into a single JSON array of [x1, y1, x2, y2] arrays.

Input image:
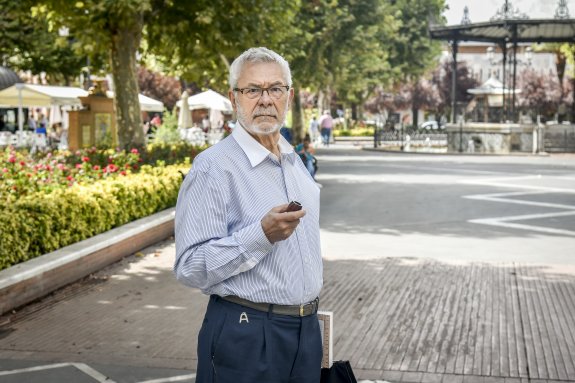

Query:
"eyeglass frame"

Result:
[[233, 85, 291, 100]]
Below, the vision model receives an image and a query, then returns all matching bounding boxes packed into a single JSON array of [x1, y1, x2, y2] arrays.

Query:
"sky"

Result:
[[443, 0, 572, 25]]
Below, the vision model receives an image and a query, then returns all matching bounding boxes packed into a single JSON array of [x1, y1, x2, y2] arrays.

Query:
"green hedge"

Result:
[[0, 164, 187, 270], [333, 128, 374, 137]]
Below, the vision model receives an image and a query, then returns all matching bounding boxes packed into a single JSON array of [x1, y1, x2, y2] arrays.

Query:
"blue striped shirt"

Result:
[[174, 124, 322, 305]]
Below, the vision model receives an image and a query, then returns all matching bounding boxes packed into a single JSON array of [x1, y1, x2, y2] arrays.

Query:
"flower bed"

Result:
[[0, 144, 202, 270]]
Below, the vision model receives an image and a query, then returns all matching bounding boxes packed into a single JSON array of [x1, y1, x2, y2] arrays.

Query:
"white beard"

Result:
[[236, 99, 288, 136]]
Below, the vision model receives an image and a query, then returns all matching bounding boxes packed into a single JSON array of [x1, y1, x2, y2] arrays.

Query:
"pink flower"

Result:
[[120, 170, 127, 176], [66, 175, 74, 181], [82, 156, 90, 163], [106, 164, 118, 173], [8, 156, 16, 163], [93, 165, 101, 171], [131, 148, 139, 154], [46, 165, 52, 171], [76, 164, 83, 169], [19, 161, 26, 166], [2, 168, 9, 173], [57, 163, 66, 170]]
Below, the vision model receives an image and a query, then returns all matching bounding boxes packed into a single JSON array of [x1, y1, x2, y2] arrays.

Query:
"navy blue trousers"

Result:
[[196, 295, 323, 383]]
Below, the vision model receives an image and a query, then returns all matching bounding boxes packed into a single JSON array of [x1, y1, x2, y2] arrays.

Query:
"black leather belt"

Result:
[[220, 295, 319, 317]]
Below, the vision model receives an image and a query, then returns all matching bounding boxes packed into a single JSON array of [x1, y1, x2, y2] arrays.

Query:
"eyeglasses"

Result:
[[233, 85, 290, 100]]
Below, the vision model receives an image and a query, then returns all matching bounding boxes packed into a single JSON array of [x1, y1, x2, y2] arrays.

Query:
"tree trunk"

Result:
[[317, 91, 324, 115], [110, 20, 144, 149], [291, 86, 304, 143]]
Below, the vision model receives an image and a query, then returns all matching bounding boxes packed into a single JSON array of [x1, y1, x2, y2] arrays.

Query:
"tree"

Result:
[[519, 69, 563, 121], [145, 1, 299, 94], [431, 60, 479, 121], [137, 67, 181, 111], [283, 0, 446, 142], [33, 0, 298, 148], [0, 0, 92, 85], [409, 77, 439, 126]]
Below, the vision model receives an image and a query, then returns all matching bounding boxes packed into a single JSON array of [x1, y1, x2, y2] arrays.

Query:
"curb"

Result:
[[0, 208, 176, 316], [362, 147, 551, 156]]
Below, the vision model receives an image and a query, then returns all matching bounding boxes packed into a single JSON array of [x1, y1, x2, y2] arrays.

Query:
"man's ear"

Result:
[[287, 87, 295, 110], [229, 90, 237, 113]]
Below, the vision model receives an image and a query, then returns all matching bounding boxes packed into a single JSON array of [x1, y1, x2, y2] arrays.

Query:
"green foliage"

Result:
[[144, 0, 299, 92], [0, 0, 95, 84], [0, 164, 186, 270], [138, 67, 182, 110], [333, 128, 374, 137], [151, 110, 181, 144]]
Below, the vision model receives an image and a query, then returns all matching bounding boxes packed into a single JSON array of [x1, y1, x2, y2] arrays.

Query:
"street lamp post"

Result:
[[510, 46, 532, 122]]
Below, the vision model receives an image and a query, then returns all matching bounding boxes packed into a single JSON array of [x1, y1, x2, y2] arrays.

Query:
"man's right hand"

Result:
[[261, 203, 306, 244]]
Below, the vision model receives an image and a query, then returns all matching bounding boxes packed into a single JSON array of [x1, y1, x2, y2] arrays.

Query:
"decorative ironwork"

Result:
[[555, 0, 570, 19], [490, 0, 528, 21], [461, 6, 472, 25]]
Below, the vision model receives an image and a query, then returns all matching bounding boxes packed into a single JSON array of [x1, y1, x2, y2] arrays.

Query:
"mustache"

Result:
[[253, 108, 277, 118]]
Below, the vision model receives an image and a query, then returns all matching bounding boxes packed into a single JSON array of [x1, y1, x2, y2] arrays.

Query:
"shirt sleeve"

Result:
[[173, 162, 273, 291]]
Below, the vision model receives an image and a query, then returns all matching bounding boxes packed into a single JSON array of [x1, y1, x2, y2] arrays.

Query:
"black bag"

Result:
[[320, 360, 357, 383]]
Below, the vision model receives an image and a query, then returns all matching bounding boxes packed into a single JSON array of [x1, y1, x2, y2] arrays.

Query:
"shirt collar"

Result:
[[232, 123, 295, 167]]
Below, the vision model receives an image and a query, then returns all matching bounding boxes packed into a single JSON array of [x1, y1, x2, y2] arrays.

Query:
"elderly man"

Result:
[[174, 47, 323, 383]]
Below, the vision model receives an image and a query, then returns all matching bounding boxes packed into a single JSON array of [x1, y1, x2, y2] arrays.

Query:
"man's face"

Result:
[[229, 62, 294, 136]]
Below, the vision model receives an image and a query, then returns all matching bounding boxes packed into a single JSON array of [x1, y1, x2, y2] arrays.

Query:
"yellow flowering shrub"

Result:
[[0, 164, 188, 270]]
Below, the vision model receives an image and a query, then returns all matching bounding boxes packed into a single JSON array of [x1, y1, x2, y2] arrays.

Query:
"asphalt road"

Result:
[[316, 148, 575, 266], [1, 146, 574, 383]]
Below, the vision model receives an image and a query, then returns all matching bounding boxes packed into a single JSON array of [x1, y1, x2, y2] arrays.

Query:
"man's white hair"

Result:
[[229, 47, 292, 89]]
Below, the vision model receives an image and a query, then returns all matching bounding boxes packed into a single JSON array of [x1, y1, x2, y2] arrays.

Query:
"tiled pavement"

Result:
[[1, 239, 574, 383]]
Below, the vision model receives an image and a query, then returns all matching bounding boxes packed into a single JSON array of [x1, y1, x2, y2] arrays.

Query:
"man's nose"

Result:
[[258, 89, 274, 105]]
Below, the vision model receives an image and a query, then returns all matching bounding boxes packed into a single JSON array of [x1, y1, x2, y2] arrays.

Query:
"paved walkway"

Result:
[[1, 238, 574, 382]]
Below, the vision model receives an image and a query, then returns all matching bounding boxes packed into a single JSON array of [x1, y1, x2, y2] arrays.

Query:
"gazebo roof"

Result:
[[429, 18, 575, 44]]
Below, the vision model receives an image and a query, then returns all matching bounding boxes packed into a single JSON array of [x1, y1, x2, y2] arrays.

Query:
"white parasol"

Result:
[[49, 104, 63, 126], [177, 90, 192, 129]]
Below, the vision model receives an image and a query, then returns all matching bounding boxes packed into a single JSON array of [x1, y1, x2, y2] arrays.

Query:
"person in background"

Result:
[[309, 115, 320, 145], [318, 109, 333, 147], [174, 47, 323, 383], [38, 113, 48, 131], [279, 124, 292, 144], [28, 113, 37, 132], [48, 123, 62, 149], [151, 113, 162, 128], [201, 115, 211, 133], [36, 114, 47, 135], [295, 135, 317, 180], [30, 114, 47, 154]]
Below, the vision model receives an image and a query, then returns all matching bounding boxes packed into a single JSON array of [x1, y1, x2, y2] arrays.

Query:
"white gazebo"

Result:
[[467, 77, 521, 123]]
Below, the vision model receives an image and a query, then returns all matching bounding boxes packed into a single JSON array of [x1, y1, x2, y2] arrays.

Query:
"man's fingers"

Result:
[[271, 204, 288, 213], [286, 210, 305, 221]]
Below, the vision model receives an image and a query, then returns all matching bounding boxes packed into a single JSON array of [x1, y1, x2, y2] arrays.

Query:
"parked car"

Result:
[[419, 120, 445, 130]]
